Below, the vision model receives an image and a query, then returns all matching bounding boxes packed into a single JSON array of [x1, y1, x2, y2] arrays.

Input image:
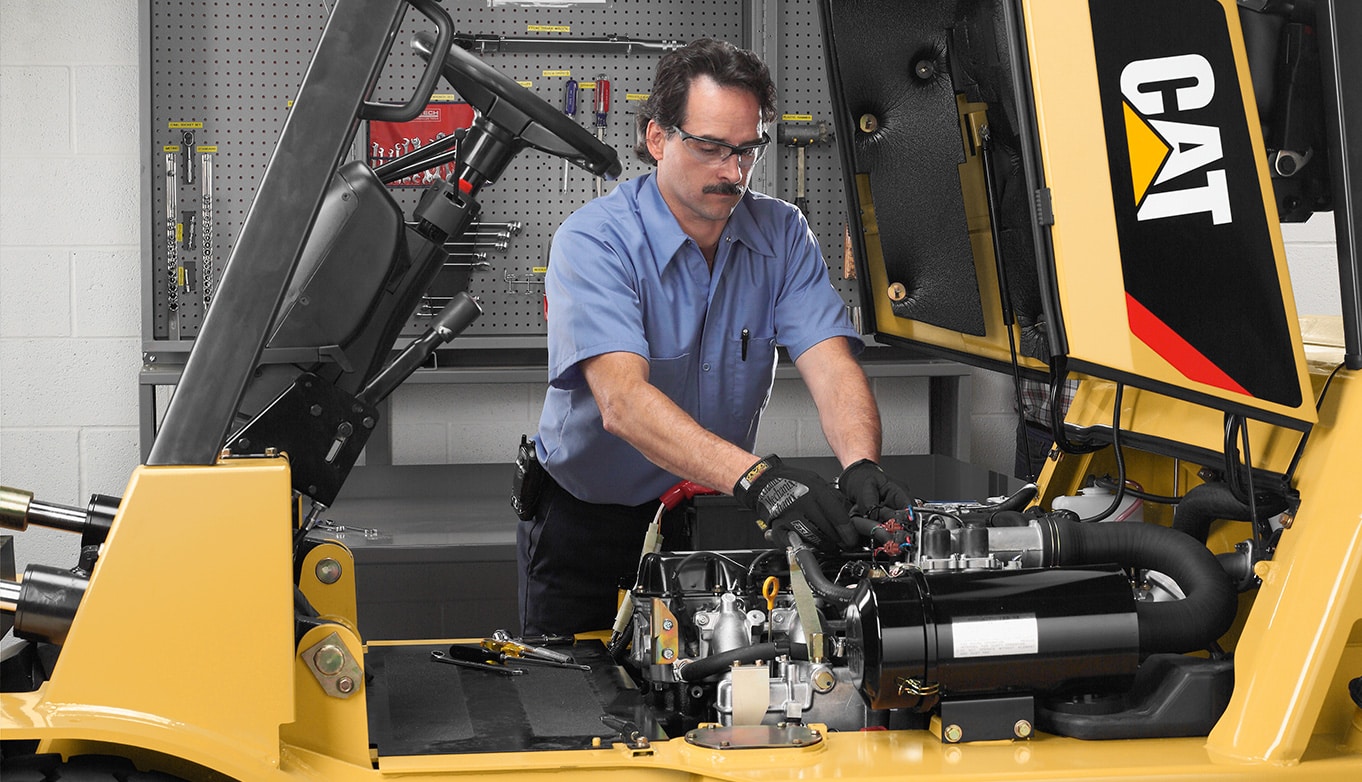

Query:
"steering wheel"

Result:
[[411, 30, 623, 179]]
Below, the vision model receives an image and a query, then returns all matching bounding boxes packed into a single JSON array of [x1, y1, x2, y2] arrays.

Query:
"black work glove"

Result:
[[733, 455, 857, 554], [838, 459, 914, 522]]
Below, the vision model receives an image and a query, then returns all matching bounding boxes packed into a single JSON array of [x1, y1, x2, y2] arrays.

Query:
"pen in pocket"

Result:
[[741, 328, 750, 361]]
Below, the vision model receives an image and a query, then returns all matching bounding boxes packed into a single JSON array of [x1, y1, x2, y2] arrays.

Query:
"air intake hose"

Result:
[[1041, 517, 1237, 654]]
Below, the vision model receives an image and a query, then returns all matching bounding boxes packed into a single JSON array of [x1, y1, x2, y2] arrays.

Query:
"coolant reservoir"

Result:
[[1052, 486, 1143, 522]]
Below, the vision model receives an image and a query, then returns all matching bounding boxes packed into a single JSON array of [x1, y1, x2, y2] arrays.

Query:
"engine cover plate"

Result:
[[683, 724, 823, 750]]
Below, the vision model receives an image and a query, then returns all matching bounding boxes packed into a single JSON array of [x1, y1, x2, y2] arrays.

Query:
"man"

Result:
[[517, 39, 910, 636]]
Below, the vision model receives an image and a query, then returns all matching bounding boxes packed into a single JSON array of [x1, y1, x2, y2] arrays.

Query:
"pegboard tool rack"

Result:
[[138, 0, 972, 459]]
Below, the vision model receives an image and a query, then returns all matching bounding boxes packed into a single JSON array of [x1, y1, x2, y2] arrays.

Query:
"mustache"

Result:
[[703, 182, 744, 196]]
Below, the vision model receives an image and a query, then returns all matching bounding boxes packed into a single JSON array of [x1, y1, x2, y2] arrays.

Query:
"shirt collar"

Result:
[[637, 173, 778, 273], [637, 173, 690, 273], [724, 191, 778, 259]]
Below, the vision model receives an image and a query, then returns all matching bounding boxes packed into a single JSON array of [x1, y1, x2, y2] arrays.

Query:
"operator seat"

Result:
[[234, 160, 470, 421]]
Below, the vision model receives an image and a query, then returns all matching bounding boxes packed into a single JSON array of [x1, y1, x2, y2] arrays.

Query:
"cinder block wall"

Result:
[[1, 3, 143, 571], [386, 375, 935, 467], [0, 3, 1345, 572]]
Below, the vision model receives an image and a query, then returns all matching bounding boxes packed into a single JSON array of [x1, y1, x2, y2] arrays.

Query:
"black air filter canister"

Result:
[[847, 565, 1140, 710]]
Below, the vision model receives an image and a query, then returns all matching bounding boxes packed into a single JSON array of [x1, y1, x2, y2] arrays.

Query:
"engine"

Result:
[[612, 488, 1242, 742], [617, 546, 866, 735]]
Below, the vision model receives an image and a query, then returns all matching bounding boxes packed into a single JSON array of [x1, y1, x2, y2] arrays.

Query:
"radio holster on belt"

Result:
[[512, 434, 548, 521]]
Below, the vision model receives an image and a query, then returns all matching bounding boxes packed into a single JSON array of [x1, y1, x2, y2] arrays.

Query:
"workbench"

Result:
[[139, 344, 977, 462]]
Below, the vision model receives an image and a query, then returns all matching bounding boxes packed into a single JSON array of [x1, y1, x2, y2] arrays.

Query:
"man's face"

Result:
[[647, 75, 764, 232]]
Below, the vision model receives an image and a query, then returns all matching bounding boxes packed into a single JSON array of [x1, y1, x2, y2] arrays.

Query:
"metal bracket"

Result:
[[301, 631, 363, 699]]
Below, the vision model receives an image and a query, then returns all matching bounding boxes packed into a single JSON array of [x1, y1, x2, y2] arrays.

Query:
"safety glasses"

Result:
[[670, 126, 770, 168]]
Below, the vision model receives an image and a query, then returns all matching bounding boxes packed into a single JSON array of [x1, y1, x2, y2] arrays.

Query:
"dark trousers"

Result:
[[516, 476, 687, 637]]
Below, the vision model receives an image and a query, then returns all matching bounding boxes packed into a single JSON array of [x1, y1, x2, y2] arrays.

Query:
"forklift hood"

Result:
[[821, 0, 1317, 429]]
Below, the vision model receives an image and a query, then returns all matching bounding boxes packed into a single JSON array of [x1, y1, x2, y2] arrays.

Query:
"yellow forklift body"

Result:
[[1023, 0, 1314, 425], [855, 0, 1316, 426], [3, 460, 297, 778], [4, 377, 1360, 779], [4, 0, 1360, 779]]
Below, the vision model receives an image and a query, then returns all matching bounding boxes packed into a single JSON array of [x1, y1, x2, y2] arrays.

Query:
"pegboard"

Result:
[[775, 0, 858, 323], [144, 0, 859, 352]]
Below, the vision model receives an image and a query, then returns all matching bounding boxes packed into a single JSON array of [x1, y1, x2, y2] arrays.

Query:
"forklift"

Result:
[[2, 0, 1360, 779]]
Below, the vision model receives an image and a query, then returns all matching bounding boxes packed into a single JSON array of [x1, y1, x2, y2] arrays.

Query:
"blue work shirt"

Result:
[[536, 173, 861, 506]]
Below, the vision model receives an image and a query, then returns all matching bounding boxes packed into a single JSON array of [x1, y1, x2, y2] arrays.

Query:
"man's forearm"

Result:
[[797, 338, 883, 468], [817, 375, 882, 467], [585, 353, 757, 493]]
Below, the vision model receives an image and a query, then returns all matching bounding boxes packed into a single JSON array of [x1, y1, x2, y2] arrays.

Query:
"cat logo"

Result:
[[1121, 54, 1231, 225], [1090, 0, 1301, 411]]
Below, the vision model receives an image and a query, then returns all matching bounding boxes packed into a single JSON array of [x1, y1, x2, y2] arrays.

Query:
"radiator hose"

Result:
[[1041, 516, 1237, 654], [1172, 481, 1287, 544], [676, 640, 810, 682]]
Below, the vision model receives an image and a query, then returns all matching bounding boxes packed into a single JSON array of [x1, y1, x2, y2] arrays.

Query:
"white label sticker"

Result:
[[951, 614, 1038, 658]]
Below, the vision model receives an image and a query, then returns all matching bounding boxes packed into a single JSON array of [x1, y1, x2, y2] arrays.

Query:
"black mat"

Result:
[[366, 640, 662, 755]]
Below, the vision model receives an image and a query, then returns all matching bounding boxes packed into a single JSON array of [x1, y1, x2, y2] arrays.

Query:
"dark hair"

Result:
[[633, 38, 777, 165]]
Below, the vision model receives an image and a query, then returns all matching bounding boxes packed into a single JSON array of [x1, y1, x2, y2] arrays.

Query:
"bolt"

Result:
[[314, 644, 345, 676], [888, 282, 907, 301], [812, 668, 836, 693], [310, 404, 323, 417], [943, 723, 963, 743], [264, 447, 278, 457], [361, 416, 376, 429], [1014, 719, 1033, 739], [694, 614, 709, 626], [337, 421, 353, 437], [859, 113, 880, 133], [662, 648, 675, 660], [662, 619, 674, 631], [315, 557, 342, 584], [336, 676, 355, 694]]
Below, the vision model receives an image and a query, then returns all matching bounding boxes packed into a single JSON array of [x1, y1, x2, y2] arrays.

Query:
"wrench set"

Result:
[[161, 127, 217, 338]]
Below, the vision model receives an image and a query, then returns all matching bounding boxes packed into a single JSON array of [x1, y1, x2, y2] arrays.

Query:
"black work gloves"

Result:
[[734, 455, 857, 553], [838, 459, 914, 522]]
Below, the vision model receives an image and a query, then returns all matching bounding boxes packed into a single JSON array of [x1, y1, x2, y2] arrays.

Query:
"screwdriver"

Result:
[[593, 74, 611, 198], [562, 78, 578, 192]]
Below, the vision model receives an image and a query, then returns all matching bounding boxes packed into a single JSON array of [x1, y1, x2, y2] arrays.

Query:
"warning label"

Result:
[[951, 614, 1038, 658]]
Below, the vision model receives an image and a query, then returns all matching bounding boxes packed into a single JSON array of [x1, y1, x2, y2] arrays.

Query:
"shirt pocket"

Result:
[[648, 351, 697, 414], [726, 332, 778, 427]]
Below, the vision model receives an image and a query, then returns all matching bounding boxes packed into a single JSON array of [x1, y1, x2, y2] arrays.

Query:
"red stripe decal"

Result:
[[1126, 294, 1251, 396]]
